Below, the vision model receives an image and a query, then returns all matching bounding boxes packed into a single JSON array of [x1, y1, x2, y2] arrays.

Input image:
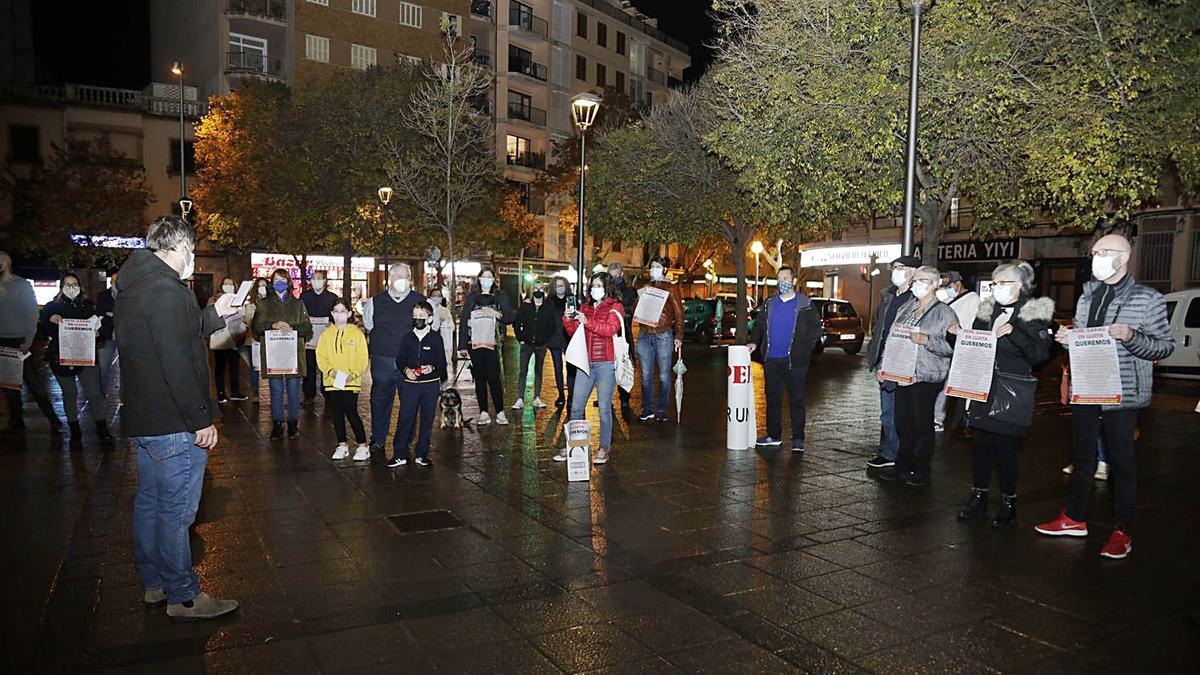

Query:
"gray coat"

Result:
[[1072, 276, 1174, 411], [892, 298, 957, 384]]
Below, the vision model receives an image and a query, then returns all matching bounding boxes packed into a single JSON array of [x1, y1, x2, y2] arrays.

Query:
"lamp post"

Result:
[[897, 0, 934, 258], [750, 240, 764, 303], [170, 62, 187, 203], [570, 92, 601, 301], [179, 198, 194, 220], [378, 186, 393, 281]]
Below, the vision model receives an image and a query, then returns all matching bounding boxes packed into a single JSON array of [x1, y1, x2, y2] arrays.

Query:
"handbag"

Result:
[[967, 370, 1038, 428], [612, 310, 635, 393]]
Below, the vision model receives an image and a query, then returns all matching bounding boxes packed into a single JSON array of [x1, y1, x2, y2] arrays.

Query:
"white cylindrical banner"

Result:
[[726, 345, 757, 450]]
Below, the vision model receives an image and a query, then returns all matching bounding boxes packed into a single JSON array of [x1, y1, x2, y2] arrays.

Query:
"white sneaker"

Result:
[[331, 444, 350, 460], [1094, 461, 1108, 481], [495, 411, 509, 425], [512, 398, 525, 410], [1062, 464, 1074, 475], [477, 412, 491, 426], [533, 397, 547, 409], [352, 444, 370, 461], [552, 448, 569, 462]]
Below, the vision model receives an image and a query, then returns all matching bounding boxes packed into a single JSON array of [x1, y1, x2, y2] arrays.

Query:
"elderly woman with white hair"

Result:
[[877, 265, 958, 488]]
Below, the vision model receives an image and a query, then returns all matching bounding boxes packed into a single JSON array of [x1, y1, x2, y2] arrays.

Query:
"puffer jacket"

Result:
[[563, 298, 624, 363], [892, 297, 957, 384], [967, 296, 1054, 437], [1071, 276, 1174, 410]]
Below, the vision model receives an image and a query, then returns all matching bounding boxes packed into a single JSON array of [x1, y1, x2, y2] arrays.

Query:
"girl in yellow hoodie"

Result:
[[316, 301, 370, 461]]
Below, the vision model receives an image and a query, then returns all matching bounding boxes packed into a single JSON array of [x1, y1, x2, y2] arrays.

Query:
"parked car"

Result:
[[1156, 288, 1200, 379], [811, 297, 865, 355], [684, 297, 757, 345]]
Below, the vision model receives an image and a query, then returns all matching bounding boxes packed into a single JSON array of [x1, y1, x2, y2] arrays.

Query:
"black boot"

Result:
[[957, 488, 988, 521], [270, 421, 284, 439], [95, 421, 114, 442], [68, 421, 83, 438], [287, 420, 299, 438], [991, 494, 1017, 528]]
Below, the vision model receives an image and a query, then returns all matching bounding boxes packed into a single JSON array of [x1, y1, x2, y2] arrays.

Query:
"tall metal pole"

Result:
[[576, 131, 587, 301], [754, 252, 760, 303], [900, 1, 925, 257], [382, 205, 389, 275], [178, 74, 186, 201]]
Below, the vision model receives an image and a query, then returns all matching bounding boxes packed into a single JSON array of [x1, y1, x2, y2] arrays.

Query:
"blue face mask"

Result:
[[273, 280, 289, 294], [778, 281, 795, 294]]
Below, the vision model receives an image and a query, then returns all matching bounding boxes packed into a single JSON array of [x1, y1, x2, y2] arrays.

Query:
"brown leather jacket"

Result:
[[636, 280, 685, 339]]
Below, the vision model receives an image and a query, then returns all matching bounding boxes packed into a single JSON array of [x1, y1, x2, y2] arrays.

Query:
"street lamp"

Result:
[[750, 240, 764, 303], [571, 92, 601, 301], [377, 186, 393, 275], [898, 0, 933, 257], [179, 198, 194, 219], [171, 62, 187, 202]]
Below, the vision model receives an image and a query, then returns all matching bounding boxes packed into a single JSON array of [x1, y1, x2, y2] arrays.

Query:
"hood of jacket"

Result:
[[976, 296, 1054, 325]]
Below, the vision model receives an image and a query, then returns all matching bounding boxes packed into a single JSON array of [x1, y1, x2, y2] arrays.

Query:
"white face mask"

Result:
[[178, 246, 195, 280], [480, 277, 494, 290], [590, 286, 605, 302], [891, 269, 909, 288], [935, 288, 951, 303], [331, 310, 350, 327], [1092, 255, 1118, 281], [555, 286, 567, 297], [312, 279, 326, 292], [62, 286, 80, 300], [650, 267, 664, 281], [992, 284, 1018, 306], [429, 297, 441, 307], [257, 285, 268, 298], [911, 281, 932, 299], [392, 278, 410, 294], [222, 283, 236, 294]]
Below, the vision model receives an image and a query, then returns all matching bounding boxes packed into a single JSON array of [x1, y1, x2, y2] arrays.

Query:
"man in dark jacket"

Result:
[[115, 215, 239, 621], [300, 270, 339, 401], [608, 263, 638, 412], [748, 266, 821, 453], [96, 271, 118, 391], [865, 254, 919, 470]]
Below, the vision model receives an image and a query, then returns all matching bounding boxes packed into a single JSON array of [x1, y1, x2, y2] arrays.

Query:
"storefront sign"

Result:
[[70, 234, 146, 249], [913, 238, 1018, 263], [799, 244, 902, 268], [250, 253, 376, 277]]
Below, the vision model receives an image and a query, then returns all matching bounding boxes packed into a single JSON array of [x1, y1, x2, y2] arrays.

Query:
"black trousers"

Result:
[[895, 381, 943, 481], [516, 343, 547, 399], [212, 349, 241, 397], [0, 337, 56, 424], [395, 381, 438, 459], [303, 350, 322, 400], [469, 347, 504, 414], [549, 348, 566, 399], [566, 362, 578, 406], [763, 357, 809, 442], [325, 389, 366, 444], [972, 429, 1020, 494], [1066, 406, 1139, 526]]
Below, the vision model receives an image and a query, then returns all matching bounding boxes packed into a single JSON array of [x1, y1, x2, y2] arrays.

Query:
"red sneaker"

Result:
[[1100, 529, 1132, 559], [1034, 510, 1089, 537]]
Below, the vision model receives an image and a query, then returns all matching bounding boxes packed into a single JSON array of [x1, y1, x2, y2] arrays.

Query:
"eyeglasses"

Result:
[[1090, 248, 1124, 257], [62, 283, 81, 289]]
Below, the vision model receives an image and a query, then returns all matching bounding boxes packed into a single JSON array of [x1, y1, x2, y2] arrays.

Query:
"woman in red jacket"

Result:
[[554, 272, 625, 465]]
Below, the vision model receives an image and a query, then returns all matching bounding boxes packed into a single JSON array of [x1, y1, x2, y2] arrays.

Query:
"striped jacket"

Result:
[[1072, 276, 1174, 411]]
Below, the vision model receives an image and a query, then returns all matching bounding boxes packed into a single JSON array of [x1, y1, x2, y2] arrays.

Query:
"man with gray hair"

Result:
[[362, 262, 427, 454], [116, 215, 240, 620], [0, 250, 59, 433]]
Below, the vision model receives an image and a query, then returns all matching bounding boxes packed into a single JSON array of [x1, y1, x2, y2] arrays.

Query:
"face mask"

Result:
[[179, 247, 195, 281], [257, 286, 268, 298], [1092, 255, 1118, 281], [222, 283, 236, 294], [650, 267, 664, 281], [612, 275, 623, 285], [429, 297, 441, 307], [480, 277, 494, 290], [273, 280, 289, 294], [413, 318, 427, 330], [555, 286, 566, 297], [533, 291, 545, 300], [392, 278, 410, 294], [911, 281, 931, 299], [312, 279, 326, 292], [993, 285, 1017, 306], [332, 311, 350, 327], [891, 269, 909, 288], [778, 281, 795, 294], [63, 286, 80, 300], [590, 286, 605, 302], [935, 288, 951, 303]]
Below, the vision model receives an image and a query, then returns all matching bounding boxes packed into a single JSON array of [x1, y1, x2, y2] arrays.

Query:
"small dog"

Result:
[[439, 388, 468, 430]]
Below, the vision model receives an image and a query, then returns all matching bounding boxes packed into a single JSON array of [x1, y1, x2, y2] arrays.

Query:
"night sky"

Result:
[[35, 1, 713, 90]]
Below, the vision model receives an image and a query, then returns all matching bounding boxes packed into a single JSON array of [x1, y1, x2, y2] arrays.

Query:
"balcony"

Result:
[[470, 0, 493, 20], [509, 8, 548, 39], [469, 95, 493, 116], [226, 0, 287, 22], [471, 49, 493, 68], [668, 75, 683, 89], [507, 151, 546, 170], [508, 102, 547, 126], [226, 51, 285, 80], [647, 67, 666, 86], [0, 82, 208, 117], [508, 56, 548, 82]]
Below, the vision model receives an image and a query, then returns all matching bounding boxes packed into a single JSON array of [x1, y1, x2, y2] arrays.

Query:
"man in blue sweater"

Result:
[[363, 263, 427, 454]]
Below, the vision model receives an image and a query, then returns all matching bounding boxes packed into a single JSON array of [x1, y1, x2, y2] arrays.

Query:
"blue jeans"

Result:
[[879, 382, 899, 460], [636, 331, 674, 417], [241, 345, 260, 390], [269, 377, 301, 422], [570, 361, 616, 450], [369, 356, 401, 445], [132, 432, 205, 604]]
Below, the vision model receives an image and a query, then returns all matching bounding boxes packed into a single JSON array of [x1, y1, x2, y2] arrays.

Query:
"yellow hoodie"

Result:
[[315, 323, 369, 392]]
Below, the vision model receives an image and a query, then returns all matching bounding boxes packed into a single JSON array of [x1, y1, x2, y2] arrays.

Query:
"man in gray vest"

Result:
[[363, 263, 427, 454]]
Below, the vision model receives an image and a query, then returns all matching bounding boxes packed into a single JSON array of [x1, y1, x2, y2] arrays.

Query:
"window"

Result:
[[611, 239, 622, 252], [616, 31, 626, 55], [822, 301, 858, 319], [595, 62, 606, 87], [630, 76, 644, 104], [1186, 299, 1200, 329], [577, 12, 587, 38], [645, 90, 653, 109], [508, 90, 532, 120], [442, 12, 461, 36], [399, 2, 422, 28], [1138, 231, 1173, 282], [507, 134, 531, 162], [575, 54, 587, 81], [351, 0, 376, 17], [229, 32, 268, 72], [597, 22, 607, 47], [169, 139, 196, 174], [1190, 231, 1200, 282], [305, 34, 329, 62], [630, 40, 645, 75], [615, 71, 625, 93], [307, 0, 328, 5], [351, 44, 377, 70], [8, 125, 40, 163]]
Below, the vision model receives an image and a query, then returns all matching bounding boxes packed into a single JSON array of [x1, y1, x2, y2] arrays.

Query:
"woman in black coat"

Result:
[[547, 277, 571, 407], [952, 261, 1053, 527], [511, 286, 560, 410], [39, 273, 112, 442]]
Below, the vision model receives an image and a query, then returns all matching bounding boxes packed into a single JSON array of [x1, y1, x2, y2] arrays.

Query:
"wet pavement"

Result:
[[2, 343, 1199, 673]]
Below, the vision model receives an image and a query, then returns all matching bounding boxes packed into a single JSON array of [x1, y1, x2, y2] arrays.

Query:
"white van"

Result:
[[1156, 288, 1200, 379]]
